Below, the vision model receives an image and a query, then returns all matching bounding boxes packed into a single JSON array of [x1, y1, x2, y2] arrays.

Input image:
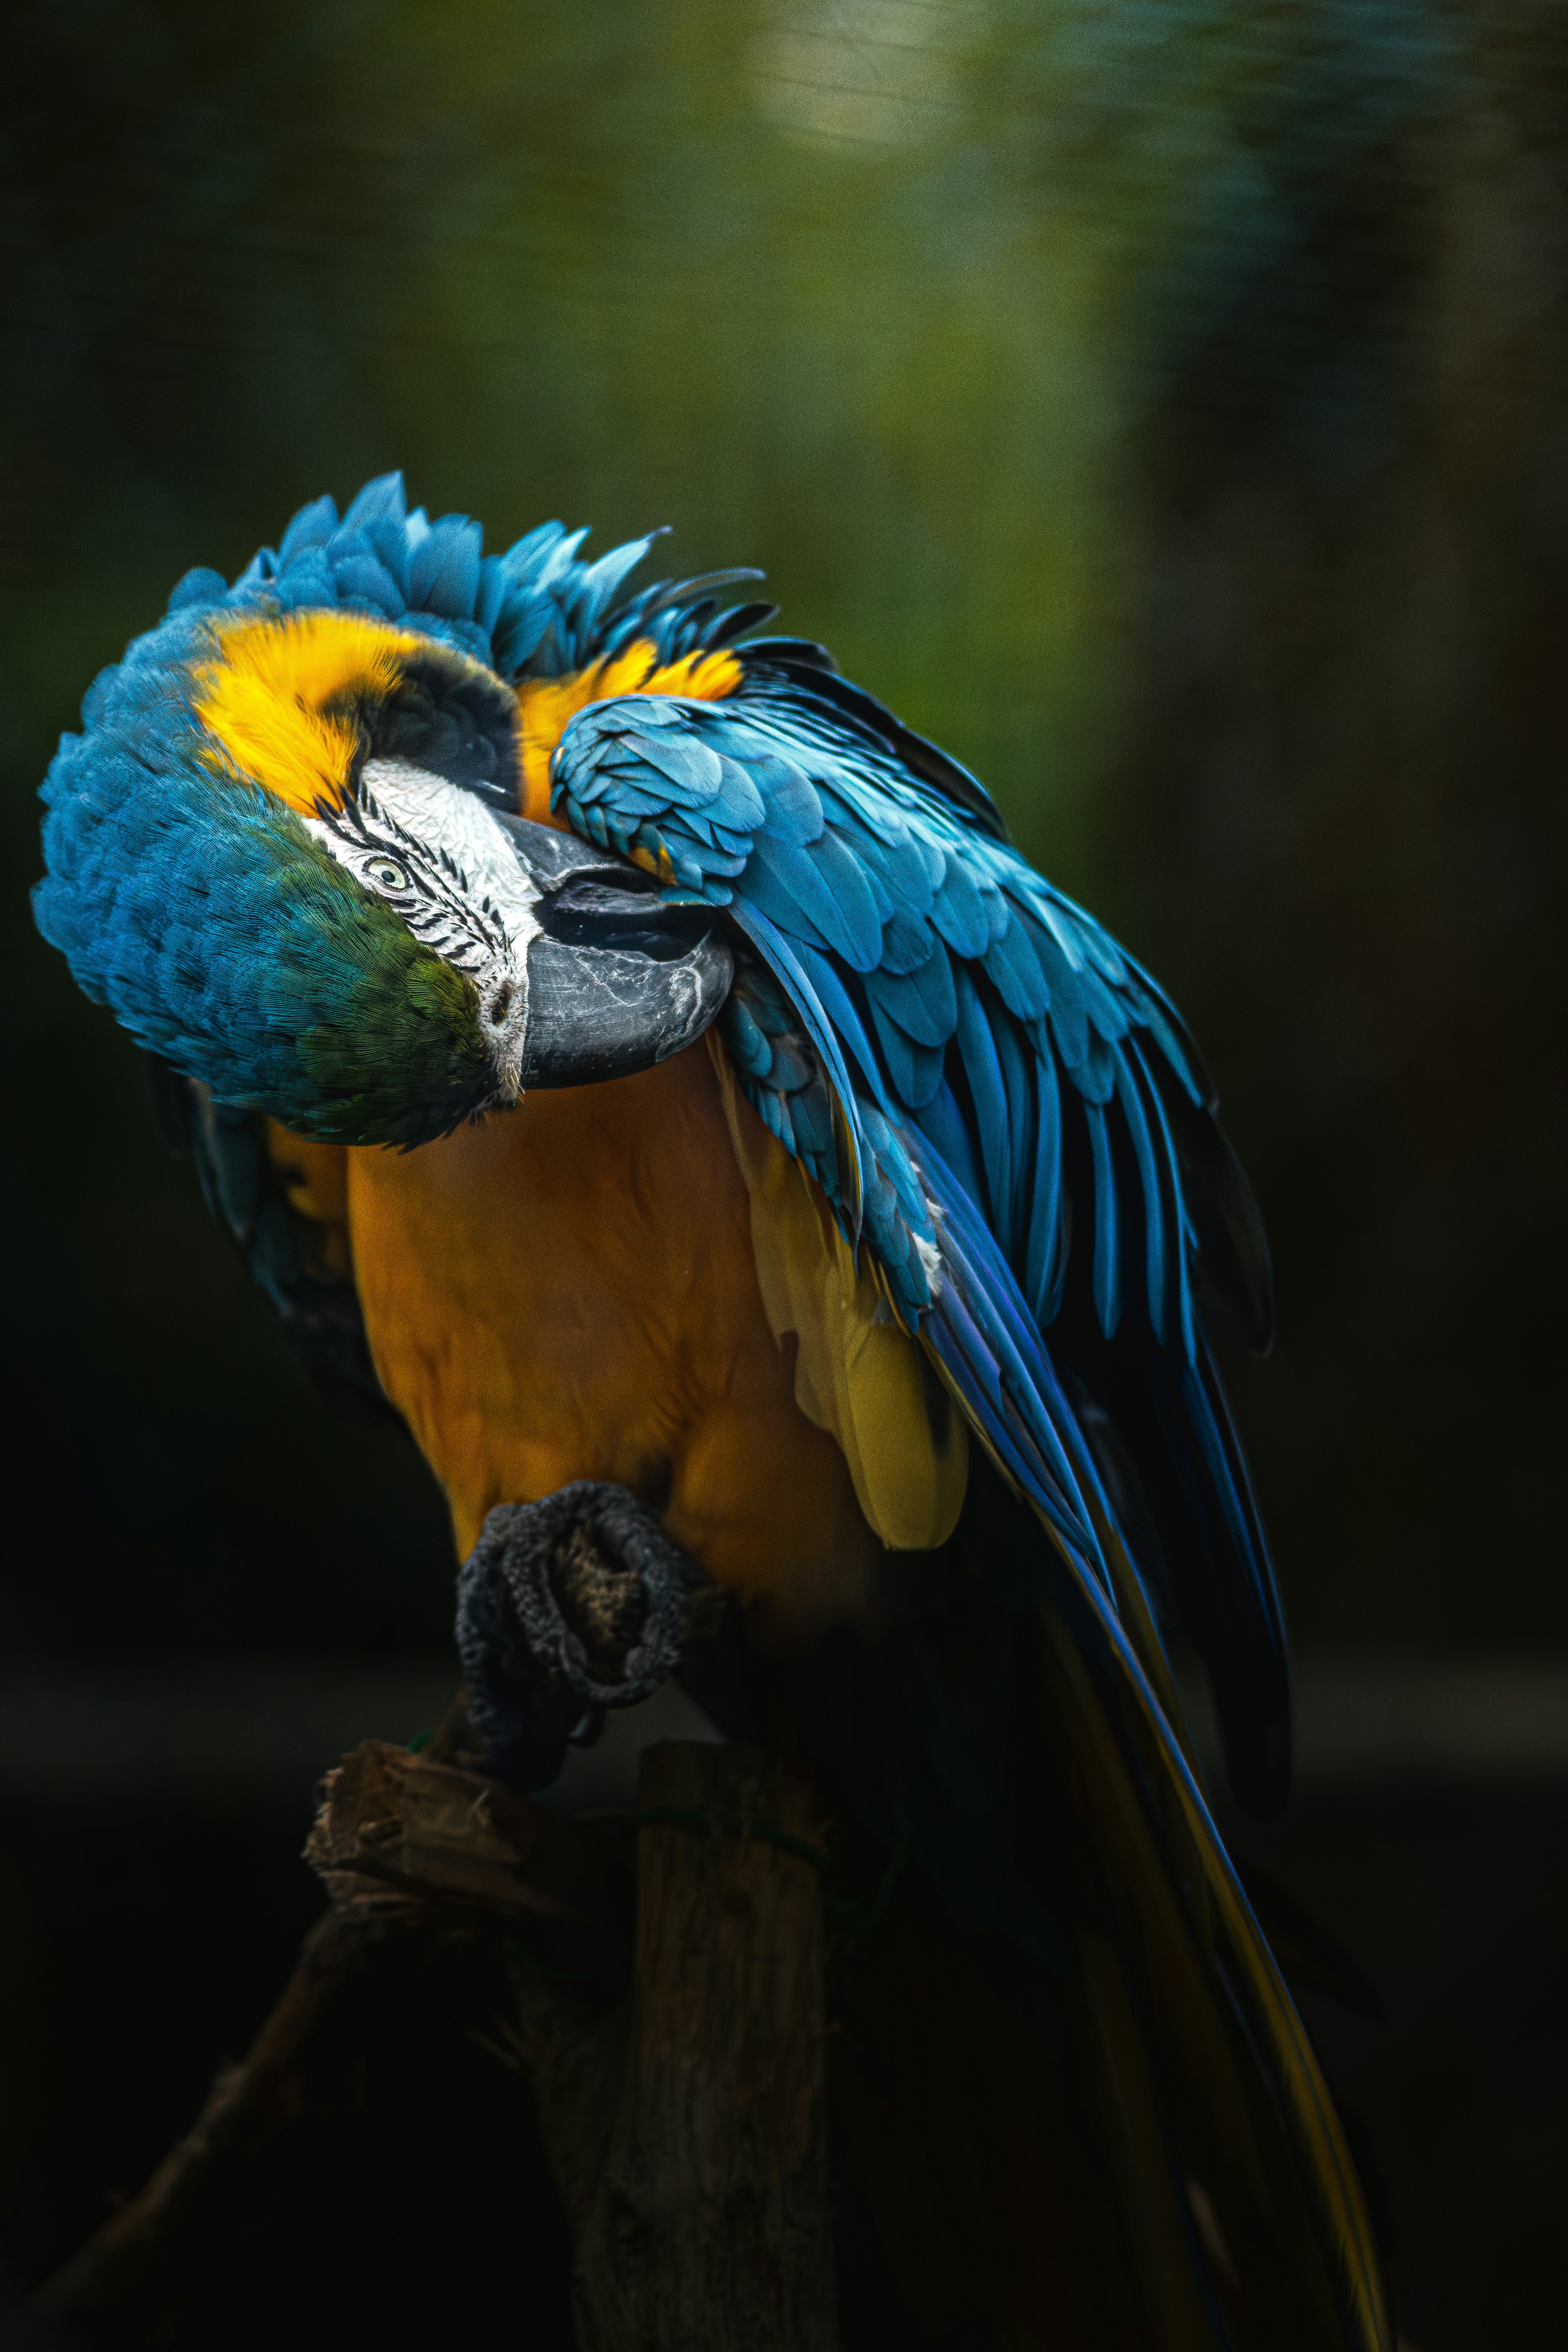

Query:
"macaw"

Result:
[[33, 475, 1389, 2349]]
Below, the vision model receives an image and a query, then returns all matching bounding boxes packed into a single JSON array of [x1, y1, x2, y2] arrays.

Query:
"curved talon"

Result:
[[455, 1481, 705, 1790]]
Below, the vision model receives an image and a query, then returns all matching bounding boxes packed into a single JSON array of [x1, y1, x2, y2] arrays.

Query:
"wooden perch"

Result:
[[304, 1733, 567, 1924], [31, 1720, 840, 2351]]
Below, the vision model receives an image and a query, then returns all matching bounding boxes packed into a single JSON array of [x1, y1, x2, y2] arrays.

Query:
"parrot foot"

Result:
[[455, 1481, 712, 1791]]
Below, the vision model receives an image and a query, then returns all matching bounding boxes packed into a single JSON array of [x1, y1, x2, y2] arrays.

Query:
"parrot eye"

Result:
[[365, 856, 410, 893]]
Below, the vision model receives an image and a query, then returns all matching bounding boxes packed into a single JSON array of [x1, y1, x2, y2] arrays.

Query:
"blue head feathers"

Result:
[[154, 470, 766, 680], [32, 475, 760, 1147]]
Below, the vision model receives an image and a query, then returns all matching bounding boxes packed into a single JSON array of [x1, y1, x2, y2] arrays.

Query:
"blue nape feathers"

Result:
[[161, 469, 771, 682]]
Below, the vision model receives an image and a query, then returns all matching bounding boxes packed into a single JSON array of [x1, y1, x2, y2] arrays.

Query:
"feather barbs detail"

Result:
[[518, 640, 740, 823], [191, 611, 426, 814]]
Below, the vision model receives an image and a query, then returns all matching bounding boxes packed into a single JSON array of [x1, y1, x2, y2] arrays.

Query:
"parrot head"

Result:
[[33, 485, 737, 1148]]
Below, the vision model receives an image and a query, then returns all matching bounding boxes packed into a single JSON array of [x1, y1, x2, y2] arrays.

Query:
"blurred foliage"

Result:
[[1, 0, 1564, 1658]]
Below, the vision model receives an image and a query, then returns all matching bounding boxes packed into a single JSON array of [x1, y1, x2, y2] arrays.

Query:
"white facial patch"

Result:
[[303, 757, 541, 1103], [356, 758, 544, 948]]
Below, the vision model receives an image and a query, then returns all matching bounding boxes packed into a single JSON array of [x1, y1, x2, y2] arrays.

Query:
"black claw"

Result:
[[454, 1482, 705, 1791]]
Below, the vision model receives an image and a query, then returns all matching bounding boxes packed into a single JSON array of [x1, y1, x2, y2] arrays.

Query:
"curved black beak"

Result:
[[495, 814, 734, 1088]]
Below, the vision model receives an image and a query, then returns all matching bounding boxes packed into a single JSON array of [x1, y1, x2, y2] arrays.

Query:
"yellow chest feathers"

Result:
[[267, 1039, 965, 1642]]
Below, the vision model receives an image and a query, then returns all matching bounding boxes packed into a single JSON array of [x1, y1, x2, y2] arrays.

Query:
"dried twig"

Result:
[[31, 1898, 424, 2321], [31, 1707, 570, 2324]]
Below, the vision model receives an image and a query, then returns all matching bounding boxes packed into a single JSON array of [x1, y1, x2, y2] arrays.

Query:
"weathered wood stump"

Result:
[[512, 1741, 839, 2352]]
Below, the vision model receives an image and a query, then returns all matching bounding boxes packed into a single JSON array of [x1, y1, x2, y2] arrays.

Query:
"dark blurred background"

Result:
[[1, 1, 1565, 2344]]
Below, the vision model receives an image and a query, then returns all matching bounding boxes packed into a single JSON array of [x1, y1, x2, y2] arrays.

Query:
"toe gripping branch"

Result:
[[455, 1481, 717, 1791]]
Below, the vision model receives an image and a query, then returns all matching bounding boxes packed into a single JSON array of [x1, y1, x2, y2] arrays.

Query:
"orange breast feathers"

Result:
[[268, 1042, 883, 1644]]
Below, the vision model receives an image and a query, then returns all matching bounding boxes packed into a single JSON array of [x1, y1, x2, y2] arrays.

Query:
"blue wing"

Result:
[[552, 655, 1389, 2347], [552, 647, 1286, 1816]]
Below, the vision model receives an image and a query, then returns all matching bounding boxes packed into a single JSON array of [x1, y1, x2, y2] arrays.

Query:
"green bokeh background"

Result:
[[2, 2, 1566, 2339]]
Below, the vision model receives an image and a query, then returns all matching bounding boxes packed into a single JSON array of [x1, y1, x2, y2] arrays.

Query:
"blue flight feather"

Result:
[[952, 962, 1013, 1238]]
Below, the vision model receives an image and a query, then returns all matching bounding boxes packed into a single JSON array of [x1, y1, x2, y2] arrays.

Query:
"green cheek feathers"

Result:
[[297, 950, 494, 1147], [227, 817, 497, 1148]]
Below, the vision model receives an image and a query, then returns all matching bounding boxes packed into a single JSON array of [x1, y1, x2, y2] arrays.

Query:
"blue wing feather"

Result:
[[1082, 1098, 1123, 1340], [1020, 1041, 1067, 1328], [724, 902, 866, 1230], [552, 661, 1290, 1821], [951, 961, 1013, 1234]]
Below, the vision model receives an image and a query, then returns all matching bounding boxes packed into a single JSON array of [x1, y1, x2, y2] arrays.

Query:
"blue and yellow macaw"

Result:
[[34, 475, 1389, 2348]]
